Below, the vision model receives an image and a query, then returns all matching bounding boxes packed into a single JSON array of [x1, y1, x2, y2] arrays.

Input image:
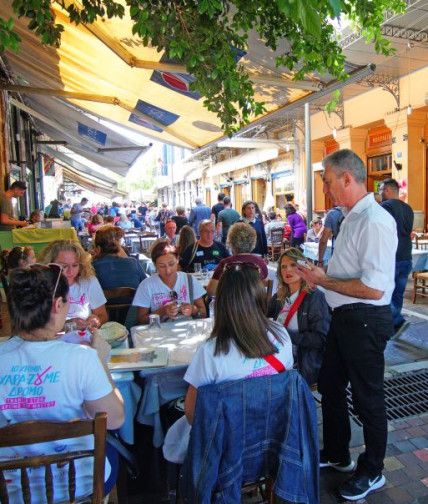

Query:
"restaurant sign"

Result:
[[368, 127, 392, 149]]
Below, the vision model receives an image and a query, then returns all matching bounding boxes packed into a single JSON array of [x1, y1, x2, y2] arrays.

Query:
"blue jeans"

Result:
[[391, 260, 412, 327]]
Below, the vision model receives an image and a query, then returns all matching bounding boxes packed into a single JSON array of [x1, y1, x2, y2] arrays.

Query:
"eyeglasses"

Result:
[[28, 263, 63, 300], [223, 261, 261, 275]]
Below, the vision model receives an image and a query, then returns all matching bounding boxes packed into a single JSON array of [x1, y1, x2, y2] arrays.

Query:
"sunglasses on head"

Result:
[[223, 261, 261, 275]]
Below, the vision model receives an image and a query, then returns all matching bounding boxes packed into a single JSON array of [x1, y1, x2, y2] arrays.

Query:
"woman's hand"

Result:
[[164, 301, 179, 319], [69, 317, 89, 331], [87, 314, 101, 332], [180, 303, 195, 318], [91, 329, 111, 364]]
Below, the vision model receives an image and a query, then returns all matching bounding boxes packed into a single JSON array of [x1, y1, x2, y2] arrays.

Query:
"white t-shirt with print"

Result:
[[184, 323, 294, 386], [67, 276, 107, 320], [0, 337, 112, 503], [132, 272, 206, 311], [276, 290, 299, 331]]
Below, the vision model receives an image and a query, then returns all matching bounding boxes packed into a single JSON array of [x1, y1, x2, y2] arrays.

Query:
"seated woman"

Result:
[[1, 246, 36, 274], [0, 264, 124, 502], [176, 224, 196, 257], [40, 240, 109, 331], [133, 241, 207, 324], [117, 214, 132, 230], [206, 222, 268, 298], [92, 225, 146, 295], [267, 248, 330, 386], [87, 213, 104, 236], [307, 218, 323, 243], [163, 263, 293, 463]]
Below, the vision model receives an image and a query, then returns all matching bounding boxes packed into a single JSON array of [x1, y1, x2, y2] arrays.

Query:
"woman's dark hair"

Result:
[[268, 211, 277, 221], [210, 264, 284, 357], [151, 241, 178, 263], [94, 225, 124, 256], [241, 200, 257, 216], [8, 265, 69, 334], [1, 247, 34, 274], [285, 203, 296, 216]]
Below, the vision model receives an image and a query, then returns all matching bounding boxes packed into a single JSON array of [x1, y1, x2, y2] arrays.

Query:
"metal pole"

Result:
[[305, 103, 312, 224]]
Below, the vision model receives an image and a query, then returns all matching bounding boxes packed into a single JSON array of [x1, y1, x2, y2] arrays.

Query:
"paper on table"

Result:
[[108, 347, 169, 371]]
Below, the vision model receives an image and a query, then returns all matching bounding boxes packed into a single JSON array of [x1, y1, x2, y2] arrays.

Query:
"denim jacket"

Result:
[[180, 371, 319, 504]]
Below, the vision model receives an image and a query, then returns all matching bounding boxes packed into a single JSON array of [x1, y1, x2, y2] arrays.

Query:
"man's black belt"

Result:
[[330, 302, 382, 313]]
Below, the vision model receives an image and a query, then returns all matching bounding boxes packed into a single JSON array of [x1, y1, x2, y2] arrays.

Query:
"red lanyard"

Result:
[[282, 290, 307, 328]]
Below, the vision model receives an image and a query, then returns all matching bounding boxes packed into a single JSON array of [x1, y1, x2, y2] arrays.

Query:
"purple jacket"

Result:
[[287, 213, 307, 238]]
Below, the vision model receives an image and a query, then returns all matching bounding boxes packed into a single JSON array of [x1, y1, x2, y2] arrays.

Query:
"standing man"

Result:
[[155, 202, 174, 236], [379, 178, 414, 339], [188, 197, 211, 237], [217, 197, 240, 244], [0, 181, 29, 230], [70, 197, 89, 232], [317, 206, 344, 266], [211, 192, 225, 225], [297, 150, 397, 501]]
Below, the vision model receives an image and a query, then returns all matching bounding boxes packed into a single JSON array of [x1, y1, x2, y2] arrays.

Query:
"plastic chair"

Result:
[[0, 412, 107, 504], [104, 287, 136, 325]]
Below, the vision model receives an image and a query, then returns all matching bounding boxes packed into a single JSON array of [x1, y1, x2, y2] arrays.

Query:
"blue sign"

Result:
[[134, 100, 179, 126], [77, 122, 107, 146], [128, 113, 163, 133]]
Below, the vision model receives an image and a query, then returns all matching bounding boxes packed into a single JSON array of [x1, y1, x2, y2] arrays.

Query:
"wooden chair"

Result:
[[104, 287, 136, 325], [415, 233, 428, 250], [412, 271, 428, 303], [0, 412, 107, 504], [263, 279, 273, 304], [268, 228, 284, 262], [138, 232, 157, 253]]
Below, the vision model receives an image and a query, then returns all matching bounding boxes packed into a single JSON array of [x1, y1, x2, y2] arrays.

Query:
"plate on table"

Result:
[[108, 347, 169, 371]]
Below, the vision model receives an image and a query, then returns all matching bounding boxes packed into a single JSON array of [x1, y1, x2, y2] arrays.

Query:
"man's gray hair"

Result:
[[322, 149, 366, 183], [195, 196, 203, 205]]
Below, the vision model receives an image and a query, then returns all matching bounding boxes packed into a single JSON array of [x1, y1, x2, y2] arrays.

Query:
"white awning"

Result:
[[206, 149, 278, 177]]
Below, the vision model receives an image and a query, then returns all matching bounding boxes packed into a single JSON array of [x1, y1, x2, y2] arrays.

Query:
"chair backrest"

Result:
[[263, 278, 273, 304], [0, 412, 107, 504], [104, 287, 136, 325], [270, 227, 284, 246], [415, 233, 428, 249]]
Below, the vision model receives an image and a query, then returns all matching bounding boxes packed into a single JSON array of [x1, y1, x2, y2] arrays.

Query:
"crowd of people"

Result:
[[0, 148, 415, 502]]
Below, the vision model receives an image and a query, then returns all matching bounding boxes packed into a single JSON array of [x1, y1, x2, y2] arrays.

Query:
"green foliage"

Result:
[[1, 0, 406, 136]]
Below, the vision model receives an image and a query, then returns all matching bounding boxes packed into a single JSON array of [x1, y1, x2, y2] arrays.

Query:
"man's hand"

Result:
[[296, 262, 326, 288]]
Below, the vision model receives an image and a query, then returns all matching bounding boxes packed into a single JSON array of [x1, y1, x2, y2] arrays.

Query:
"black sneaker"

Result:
[[319, 451, 355, 472], [340, 473, 386, 501]]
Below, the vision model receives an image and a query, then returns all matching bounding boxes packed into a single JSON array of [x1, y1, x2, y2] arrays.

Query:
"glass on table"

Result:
[[148, 314, 161, 333], [64, 321, 77, 333], [194, 263, 202, 274]]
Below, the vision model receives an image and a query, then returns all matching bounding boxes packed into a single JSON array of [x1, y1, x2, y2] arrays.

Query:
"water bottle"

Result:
[[148, 314, 161, 333], [209, 296, 215, 321]]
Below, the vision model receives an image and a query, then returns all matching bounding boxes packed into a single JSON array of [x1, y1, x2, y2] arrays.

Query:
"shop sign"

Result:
[[368, 128, 392, 149]]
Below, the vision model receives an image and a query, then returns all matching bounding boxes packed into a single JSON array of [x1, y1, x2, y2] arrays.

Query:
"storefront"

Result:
[[366, 125, 392, 199], [272, 170, 294, 210]]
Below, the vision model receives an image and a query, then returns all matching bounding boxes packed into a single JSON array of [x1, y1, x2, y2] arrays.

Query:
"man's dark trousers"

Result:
[[391, 259, 412, 328], [318, 304, 393, 477]]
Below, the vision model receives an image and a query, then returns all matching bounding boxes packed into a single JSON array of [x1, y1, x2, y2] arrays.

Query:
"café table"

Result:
[[131, 319, 213, 447], [189, 271, 213, 288], [411, 248, 428, 272], [302, 241, 332, 263]]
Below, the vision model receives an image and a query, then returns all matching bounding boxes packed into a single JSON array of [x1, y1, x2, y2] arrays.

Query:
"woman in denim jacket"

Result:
[[163, 262, 293, 463], [267, 248, 330, 386]]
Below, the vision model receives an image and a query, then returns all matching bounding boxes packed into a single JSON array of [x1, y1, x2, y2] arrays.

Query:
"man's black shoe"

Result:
[[339, 473, 386, 501], [319, 450, 355, 472]]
